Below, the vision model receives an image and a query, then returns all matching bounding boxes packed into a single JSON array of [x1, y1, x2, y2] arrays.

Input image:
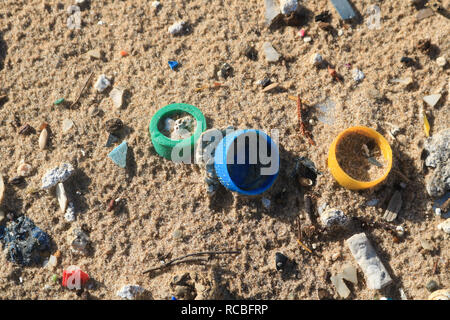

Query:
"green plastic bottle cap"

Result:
[[149, 103, 206, 160]]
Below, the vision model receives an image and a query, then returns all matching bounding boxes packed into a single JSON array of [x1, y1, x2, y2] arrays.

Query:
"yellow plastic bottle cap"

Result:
[[327, 126, 392, 190]]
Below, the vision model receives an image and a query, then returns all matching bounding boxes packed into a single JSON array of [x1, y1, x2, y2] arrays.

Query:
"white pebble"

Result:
[[117, 285, 145, 300], [152, 1, 161, 8], [436, 56, 446, 67], [437, 220, 450, 234], [303, 36, 312, 43]]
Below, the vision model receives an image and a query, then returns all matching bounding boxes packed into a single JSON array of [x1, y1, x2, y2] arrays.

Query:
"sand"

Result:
[[0, 0, 449, 300]]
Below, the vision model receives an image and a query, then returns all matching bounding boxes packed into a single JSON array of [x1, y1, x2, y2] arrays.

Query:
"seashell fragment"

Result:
[[428, 289, 450, 300], [17, 160, 32, 177], [56, 183, 68, 214], [39, 128, 48, 150]]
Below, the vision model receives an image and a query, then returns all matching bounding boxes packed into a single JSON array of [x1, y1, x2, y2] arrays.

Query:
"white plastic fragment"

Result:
[[341, 265, 358, 284], [303, 36, 312, 43], [262, 42, 280, 62], [280, 0, 298, 15], [109, 87, 124, 109], [423, 94, 442, 108], [383, 190, 402, 222], [152, 1, 161, 8], [65, 202, 76, 222], [320, 208, 348, 229], [0, 174, 4, 204], [56, 183, 68, 214], [62, 119, 74, 133], [391, 77, 413, 86], [346, 233, 393, 290], [331, 274, 350, 298], [436, 56, 447, 67], [168, 21, 185, 35], [352, 68, 365, 82], [67, 6, 81, 30], [264, 0, 281, 26], [41, 163, 75, 190], [311, 53, 323, 66], [437, 220, 450, 234], [262, 198, 271, 209], [117, 285, 145, 300], [94, 74, 111, 92]]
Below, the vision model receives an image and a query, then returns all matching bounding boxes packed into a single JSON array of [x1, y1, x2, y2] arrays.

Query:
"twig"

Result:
[[432, 258, 439, 275], [69, 72, 94, 109], [297, 239, 313, 254], [297, 94, 315, 146], [142, 250, 241, 274]]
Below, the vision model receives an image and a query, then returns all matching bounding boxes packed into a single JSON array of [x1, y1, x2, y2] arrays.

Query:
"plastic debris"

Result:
[[41, 163, 75, 190], [108, 141, 128, 168], [330, 0, 356, 20], [303, 36, 312, 43], [428, 289, 450, 300], [109, 87, 124, 109], [275, 252, 288, 271], [342, 265, 358, 284], [280, 0, 298, 15], [391, 77, 413, 86], [352, 68, 365, 82], [0, 216, 50, 266], [86, 49, 102, 60], [168, 21, 185, 35], [262, 198, 271, 209], [120, 50, 128, 57], [262, 42, 280, 62], [117, 285, 145, 300], [320, 208, 349, 229], [0, 174, 4, 204], [383, 190, 402, 222], [299, 29, 306, 37], [264, 0, 281, 26], [346, 233, 393, 290], [54, 98, 65, 105], [331, 274, 351, 298], [437, 220, 450, 234], [436, 56, 447, 67], [56, 183, 68, 214], [168, 60, 179, 70], [152, 1, 161, 9], [94, 74, 111, 92], [423, 129, 449, 197], [69, 227, 90, 255], [416, 8, 434, 21], [311, 53, 323, 66], [105, 133, 119, 147], [62, 266, 89, 289], [64, 202, 76, 222], [423, 94, 442, 108], [67, 5, 81, 30], [313, 98, 336, 125], [62, 119, 74, 133]]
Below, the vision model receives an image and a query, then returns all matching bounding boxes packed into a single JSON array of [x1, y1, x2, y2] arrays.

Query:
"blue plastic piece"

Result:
[[108, 141, 128, 168], [168, 61, 179, 70], [171, 296, 177, 300], [330, 0, 356, 20], [214, 129, 279, 195]]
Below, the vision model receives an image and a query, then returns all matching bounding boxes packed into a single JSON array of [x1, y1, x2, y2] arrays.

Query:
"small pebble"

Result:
[[280, 0, 298, 15], [352, 68, 365, 82], [303, 36, 312, 43], [311, 53, 323, 66], [152, 1, 161, 9], [109, 87, 124, 109], [94, 74, 111, 92], [436, 56, 446, 67], [62, 119, 74, 133], [275, 252, 288, 271]]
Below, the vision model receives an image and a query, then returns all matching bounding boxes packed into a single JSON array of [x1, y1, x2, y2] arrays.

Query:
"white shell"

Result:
[[39, 128, 48, 150], [56, 183, 68, 214]]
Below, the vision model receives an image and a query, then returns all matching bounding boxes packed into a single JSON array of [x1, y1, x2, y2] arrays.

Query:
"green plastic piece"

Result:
[[149, 103, 206, 160], [54, 98, 65, 105], [52, 274, 58, 283]]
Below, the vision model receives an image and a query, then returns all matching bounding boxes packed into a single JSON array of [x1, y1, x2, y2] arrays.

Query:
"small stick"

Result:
[[142, 250, 240, 274], [432, 258, 439, 275], [297, 94, 315, 146], [69, 71, 94, 109], [297, 239, 313, 254]]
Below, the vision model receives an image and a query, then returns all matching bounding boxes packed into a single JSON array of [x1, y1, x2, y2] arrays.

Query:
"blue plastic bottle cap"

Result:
[[214, 129, 279, 195]]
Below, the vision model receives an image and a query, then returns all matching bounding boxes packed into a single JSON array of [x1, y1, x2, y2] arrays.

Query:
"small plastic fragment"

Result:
[[311, 53, 323, 66], [437, 220, 450, 234], [422, 109, 431, 137], [168, 60, 179, 70], [117, 285, 145, 300], [0, 174, 4, 204], [109, 87, 124, 109], [264, 0, 281, 26], [108, 141, 128, 168], [105, 133, 119, 147], [331, 274, 351, 298], [330, 0, 356, 20], [341, 265, 358, 284], [436, 56, 447, 67], [280, 0, 298, 15], [423, 94, 442, 108], [120, 50, 128, 57], [54, 98, 65, 105], [383, 190, 402, 222], [41, 163, 75, 190], [62, 266, 89, 289], [352, 68, 365, 82], [168, 21, 185, 35], [62, 119, 74, 133], [416, 8, 434, 21], [94, 74, 111, 92], [262, 42, 280, 62]]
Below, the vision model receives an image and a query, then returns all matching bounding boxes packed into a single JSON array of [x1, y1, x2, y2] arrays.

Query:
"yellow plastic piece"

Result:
[[328, 126, 393, 190], [423, 111, 430, 137]]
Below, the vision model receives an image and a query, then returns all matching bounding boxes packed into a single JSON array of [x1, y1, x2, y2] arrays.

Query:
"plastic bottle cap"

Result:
[[149, 103, 206, 160], [327, 126, 392, 190], [214, 129, 279, 195]]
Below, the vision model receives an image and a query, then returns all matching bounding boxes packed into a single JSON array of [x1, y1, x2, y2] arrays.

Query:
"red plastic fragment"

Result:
[[62, 267, 90, 289]]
